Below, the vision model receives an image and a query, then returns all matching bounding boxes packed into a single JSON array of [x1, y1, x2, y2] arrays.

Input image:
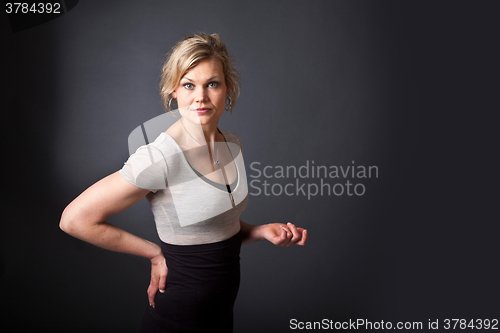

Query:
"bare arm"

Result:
[[60, 171, 160, 257], [59, 171, 167, 307]]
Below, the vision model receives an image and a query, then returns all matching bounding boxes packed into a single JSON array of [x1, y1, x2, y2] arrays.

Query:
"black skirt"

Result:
[[141, 231, 242, 333]]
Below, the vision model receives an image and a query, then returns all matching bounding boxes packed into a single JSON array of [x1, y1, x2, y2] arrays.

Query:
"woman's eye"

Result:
[[208, 82, 219, 88], [183, 83, 194, 89]]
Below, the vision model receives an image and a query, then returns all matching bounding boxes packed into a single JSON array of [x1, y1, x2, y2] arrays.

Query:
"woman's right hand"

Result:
[[148, 252, 168, 308]]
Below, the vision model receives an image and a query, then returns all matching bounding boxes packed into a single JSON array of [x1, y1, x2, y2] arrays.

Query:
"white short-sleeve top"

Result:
[[119, 129, 249, 245]]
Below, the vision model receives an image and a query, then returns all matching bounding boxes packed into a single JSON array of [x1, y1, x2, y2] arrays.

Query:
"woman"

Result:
[[60, 33, 307, 332]]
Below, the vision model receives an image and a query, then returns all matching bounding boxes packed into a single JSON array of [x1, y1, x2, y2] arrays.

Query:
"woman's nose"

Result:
[[194, 87, 208, 103]]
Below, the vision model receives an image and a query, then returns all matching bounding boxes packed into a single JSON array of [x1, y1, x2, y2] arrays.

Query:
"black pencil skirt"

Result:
[[141, 231, 242, 333]]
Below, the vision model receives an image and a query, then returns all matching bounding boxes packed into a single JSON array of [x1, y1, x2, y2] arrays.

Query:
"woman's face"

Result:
[[172, 58, 228, 126]]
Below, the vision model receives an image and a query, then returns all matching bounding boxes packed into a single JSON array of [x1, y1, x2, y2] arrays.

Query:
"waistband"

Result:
[[160, 230, 242, 254]]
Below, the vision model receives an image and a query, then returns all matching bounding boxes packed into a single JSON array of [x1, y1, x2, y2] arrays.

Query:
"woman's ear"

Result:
[[171, 90, 177, 99]]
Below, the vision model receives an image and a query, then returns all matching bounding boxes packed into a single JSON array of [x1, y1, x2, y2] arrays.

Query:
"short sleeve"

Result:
[[119, 145, 168, 193]]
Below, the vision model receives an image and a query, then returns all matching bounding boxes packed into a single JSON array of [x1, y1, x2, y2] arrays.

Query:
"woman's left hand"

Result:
[[147, 252, 168, 308], [260, 222, 308, 247]]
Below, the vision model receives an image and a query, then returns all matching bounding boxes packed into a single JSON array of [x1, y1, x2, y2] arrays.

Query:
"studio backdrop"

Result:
[[1, 1, 498, 332]]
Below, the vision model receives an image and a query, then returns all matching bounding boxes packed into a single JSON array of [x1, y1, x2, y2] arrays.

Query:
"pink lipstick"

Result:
[[195, 108, 210, 114]]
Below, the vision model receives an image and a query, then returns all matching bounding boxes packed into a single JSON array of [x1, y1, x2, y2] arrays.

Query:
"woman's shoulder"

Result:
[[150, 131, 171, 147], [219, 128, 244, 156], [219, 128, 243, 145], [142, 131, 181, 156], [120, 132, 172, 193], [123, 131, 180, 171]]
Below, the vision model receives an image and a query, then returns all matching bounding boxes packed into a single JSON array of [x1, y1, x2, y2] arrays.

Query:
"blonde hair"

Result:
[[160, 33, 240, 115]]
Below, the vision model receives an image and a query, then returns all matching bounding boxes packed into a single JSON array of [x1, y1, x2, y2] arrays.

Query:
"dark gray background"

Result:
[[1, 1, 498, 332]]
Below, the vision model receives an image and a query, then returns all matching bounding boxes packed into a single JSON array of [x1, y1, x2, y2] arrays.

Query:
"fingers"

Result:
[[287, 222, 302, 244], [280, 222, 308, 247], [147, 275, 158, 308], [279, 225, 293, 247], [158, 266, 168, 294], [278, 223, 297, 247], [296, 227, 308, 246], [148, 258, 168, 308], [279, 226, 287, 240]]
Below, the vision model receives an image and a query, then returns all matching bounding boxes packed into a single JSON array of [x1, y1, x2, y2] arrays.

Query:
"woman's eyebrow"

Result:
[[181, 75, 221, 82]]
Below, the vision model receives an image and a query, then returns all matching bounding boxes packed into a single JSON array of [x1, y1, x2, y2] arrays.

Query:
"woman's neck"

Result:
[[200, 122, 220, 142], [180, 117, 220, 146]]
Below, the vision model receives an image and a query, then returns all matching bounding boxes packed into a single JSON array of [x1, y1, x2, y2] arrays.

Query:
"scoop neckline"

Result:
[[159, 130, 241, 192]]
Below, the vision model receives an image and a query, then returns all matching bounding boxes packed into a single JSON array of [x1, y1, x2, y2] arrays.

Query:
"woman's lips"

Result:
[[194, 108, 210, 114]]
